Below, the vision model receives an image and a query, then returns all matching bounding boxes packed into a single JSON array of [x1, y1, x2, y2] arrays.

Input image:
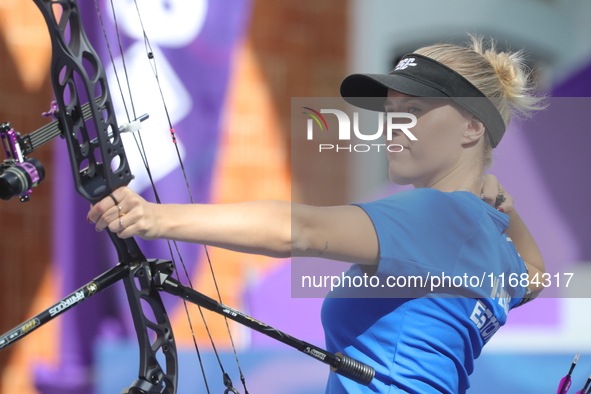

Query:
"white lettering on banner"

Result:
[[110, 0, 208, 47], [109, 44, 192, 193], [104, 0, 208, 193]]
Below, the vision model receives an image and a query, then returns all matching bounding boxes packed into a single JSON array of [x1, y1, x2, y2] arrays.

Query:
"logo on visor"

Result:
[[394, 57, 417, 71]]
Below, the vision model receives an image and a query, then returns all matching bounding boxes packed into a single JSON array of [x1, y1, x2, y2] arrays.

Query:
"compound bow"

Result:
[[0, 0, 375, 392]]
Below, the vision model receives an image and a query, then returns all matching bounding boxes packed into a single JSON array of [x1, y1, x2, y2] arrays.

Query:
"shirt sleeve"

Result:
[[352, 188, 482, 279]]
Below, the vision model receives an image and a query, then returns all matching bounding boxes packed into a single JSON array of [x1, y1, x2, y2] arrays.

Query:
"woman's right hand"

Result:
[[480, 174, 513, 214]]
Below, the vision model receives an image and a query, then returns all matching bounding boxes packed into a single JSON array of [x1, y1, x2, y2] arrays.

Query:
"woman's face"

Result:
[[384, 90, 473, 188]]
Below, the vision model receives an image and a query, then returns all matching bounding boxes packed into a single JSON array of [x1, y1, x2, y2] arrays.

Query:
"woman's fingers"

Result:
[[107, 208, 135, 234], [87, 187, 145, 235], [86, 187, 160, 240], [480, 174, 500, 207], [480, 174, 514, 214], [495, 184, 514, 214]]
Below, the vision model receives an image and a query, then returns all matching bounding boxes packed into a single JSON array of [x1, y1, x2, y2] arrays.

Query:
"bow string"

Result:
[[92, 0, 248, 392], [31, 0, 245, 392]]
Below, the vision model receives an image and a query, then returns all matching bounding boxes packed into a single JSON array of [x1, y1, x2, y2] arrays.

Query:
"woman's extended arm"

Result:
[[87, 187, 380, 265]]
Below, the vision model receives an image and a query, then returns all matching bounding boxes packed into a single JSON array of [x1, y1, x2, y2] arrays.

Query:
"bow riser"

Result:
[[31, 0, 179, 392], [34, 0, 131, 204]]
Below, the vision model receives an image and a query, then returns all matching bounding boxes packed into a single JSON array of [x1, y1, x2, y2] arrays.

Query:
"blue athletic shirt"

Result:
[[321, 188, 528, 393]]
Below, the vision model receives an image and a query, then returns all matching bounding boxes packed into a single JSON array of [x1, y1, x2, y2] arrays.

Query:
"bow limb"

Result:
[[31, 0, 178, 392]]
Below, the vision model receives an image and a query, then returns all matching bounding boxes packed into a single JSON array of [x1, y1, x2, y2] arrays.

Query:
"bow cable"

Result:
[[91, 1, 214, 391], [92, 0, 133, 124], [93, 0, 249, 392], [127, 2, 249, 392]]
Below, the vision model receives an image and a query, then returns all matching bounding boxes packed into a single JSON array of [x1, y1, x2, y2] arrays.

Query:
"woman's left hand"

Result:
[[87, 186, 160, 239], [480, 174, 513, 214]]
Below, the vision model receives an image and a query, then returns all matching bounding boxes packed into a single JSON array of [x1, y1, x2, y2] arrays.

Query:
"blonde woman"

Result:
[[89, 36, 546, 393]]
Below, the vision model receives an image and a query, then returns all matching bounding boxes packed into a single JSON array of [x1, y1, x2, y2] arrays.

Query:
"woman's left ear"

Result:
[[462, 115, 486, 144]]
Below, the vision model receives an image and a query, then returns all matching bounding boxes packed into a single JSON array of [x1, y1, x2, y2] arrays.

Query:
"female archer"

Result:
[[88, 36, 546, 393]]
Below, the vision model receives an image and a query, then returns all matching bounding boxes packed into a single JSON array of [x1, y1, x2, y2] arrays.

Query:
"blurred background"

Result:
[[0, 0, 590, 393]]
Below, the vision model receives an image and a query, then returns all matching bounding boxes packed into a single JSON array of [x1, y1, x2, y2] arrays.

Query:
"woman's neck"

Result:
[[416, 163, 484, 196]]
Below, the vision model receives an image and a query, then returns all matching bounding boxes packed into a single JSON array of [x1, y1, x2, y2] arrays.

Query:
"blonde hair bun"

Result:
[[415, 34, 546, 126], [482, 49, 526, 97]]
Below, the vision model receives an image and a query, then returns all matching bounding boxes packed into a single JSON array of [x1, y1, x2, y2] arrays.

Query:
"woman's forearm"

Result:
[[506, 209, 545, 288], [88, 188, 295, 258], [153, 200, 293, 258], [88, 187, 379, 264]]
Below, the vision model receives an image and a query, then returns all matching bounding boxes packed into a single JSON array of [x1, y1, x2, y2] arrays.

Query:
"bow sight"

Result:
[[0, 122, 46, 201], [0, 103, 148, 202]]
